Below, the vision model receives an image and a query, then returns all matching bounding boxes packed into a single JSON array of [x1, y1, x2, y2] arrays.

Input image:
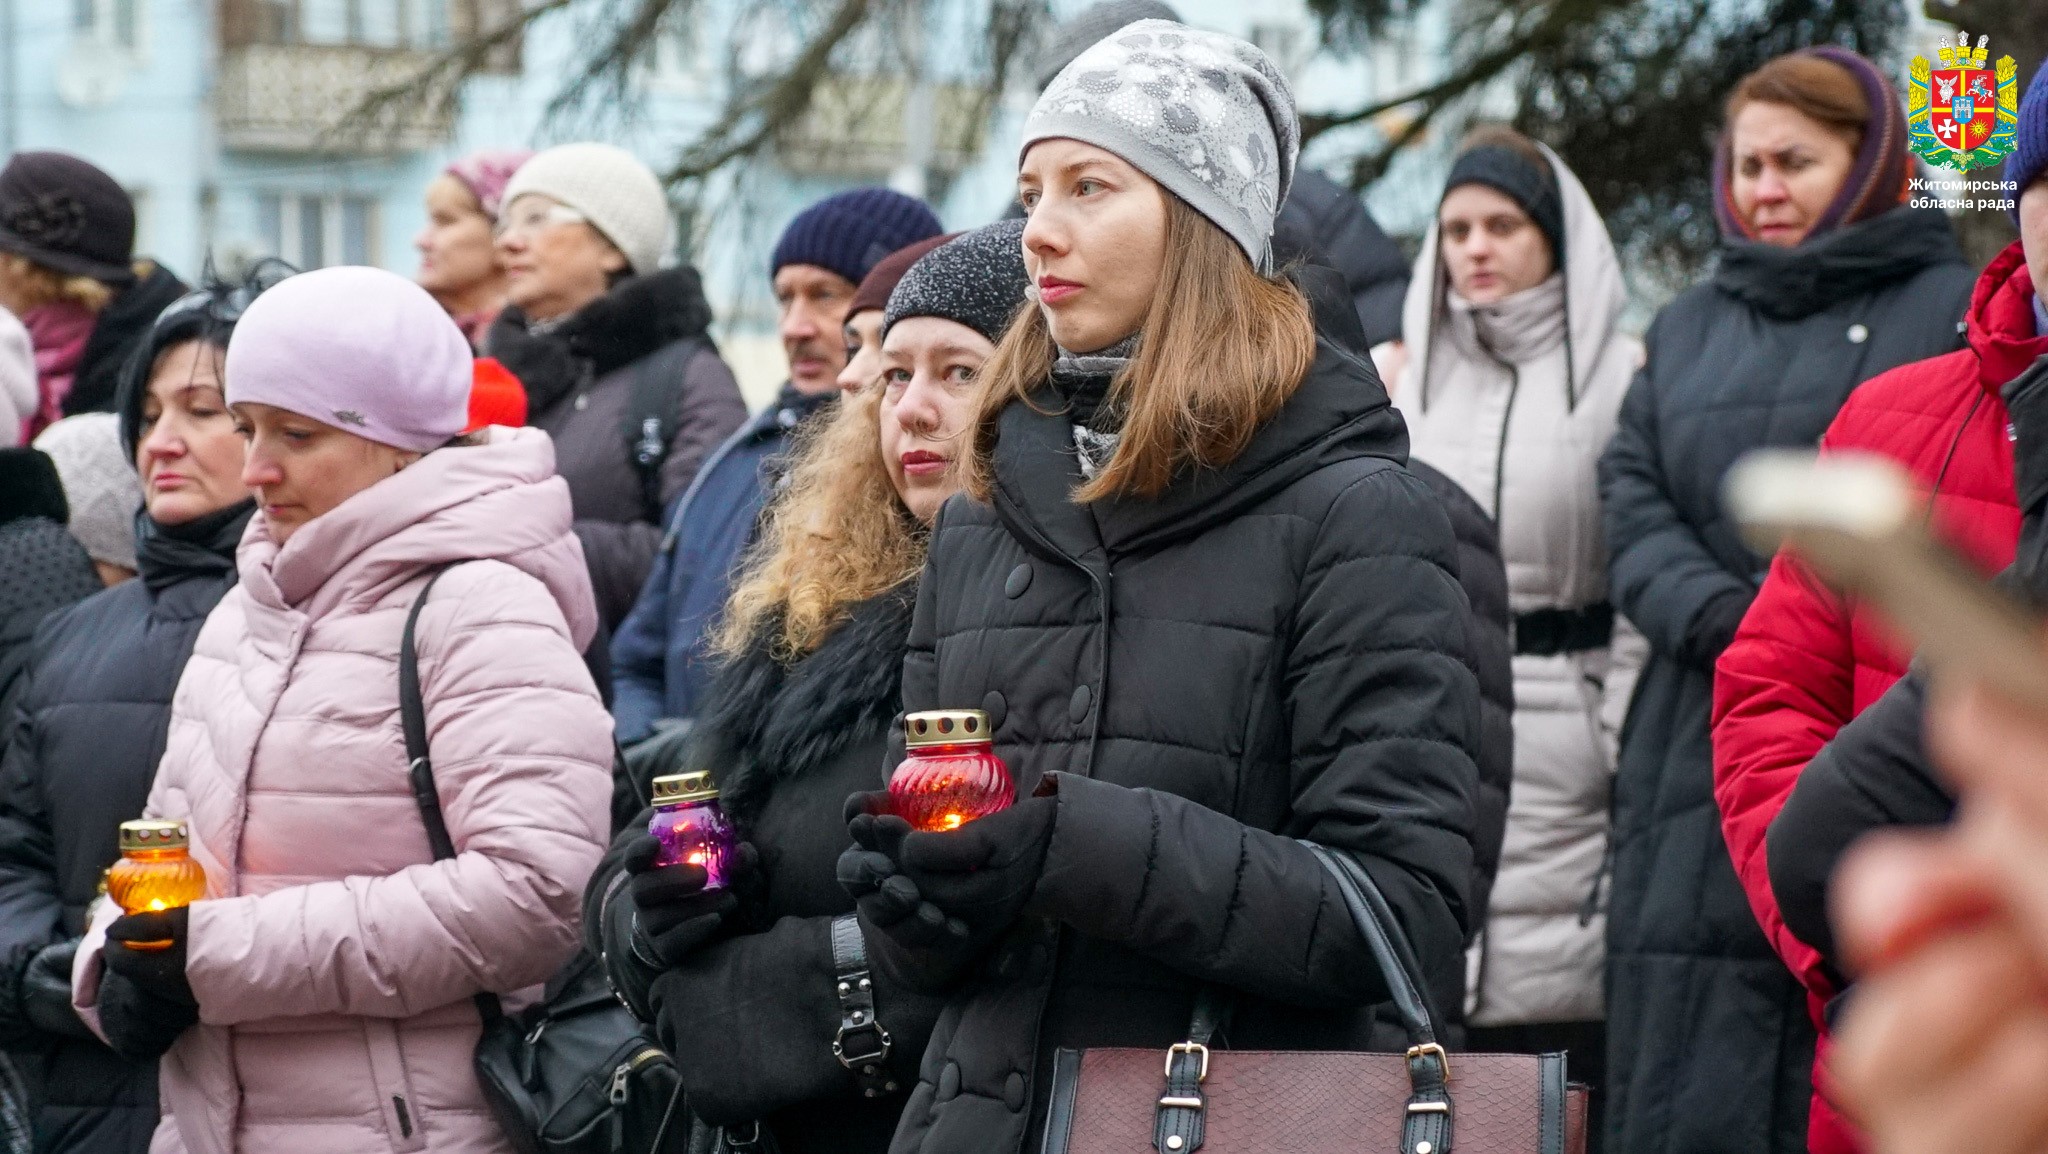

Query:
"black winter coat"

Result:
[[488, 267, 749, 631], [0, 451, 101, 714], [0, 501, 250, 1154], [889, 299, 1481, 1154], [1599, 205, 1973, 1154], [1411, 459, 1513, 939], [1273, 169, 1412, 348], [588, 589, 945, 1154]]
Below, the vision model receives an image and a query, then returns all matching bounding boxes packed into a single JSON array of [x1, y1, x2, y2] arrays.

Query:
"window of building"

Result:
[[74, 0, 146, 56], [257, 193, 379, 268]]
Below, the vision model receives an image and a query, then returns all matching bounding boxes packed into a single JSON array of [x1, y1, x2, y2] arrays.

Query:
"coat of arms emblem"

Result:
[[1908, 31, 2020, 171]]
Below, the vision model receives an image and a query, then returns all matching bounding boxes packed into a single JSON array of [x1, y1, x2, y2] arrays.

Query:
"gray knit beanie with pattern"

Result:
[[1022, 20, 1298, 272], [1031, 0, 1182, 90]]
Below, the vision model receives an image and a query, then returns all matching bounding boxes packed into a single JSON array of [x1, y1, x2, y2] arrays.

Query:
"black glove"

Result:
[[96, 968, 196, 1062], [104, 908, 194, 1008], [895, 794, 1057, 933], [624, 835, 763, 966], [21, 938, 92, 1041], [839, 789, 1056, 989]]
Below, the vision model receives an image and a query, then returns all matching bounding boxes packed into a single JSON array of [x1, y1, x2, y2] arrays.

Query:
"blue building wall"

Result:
[[6, 0, 1430, 400]]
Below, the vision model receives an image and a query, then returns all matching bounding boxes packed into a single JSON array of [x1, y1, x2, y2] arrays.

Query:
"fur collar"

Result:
[[486, 266, 715, 415], [696, 585, 916, 825]]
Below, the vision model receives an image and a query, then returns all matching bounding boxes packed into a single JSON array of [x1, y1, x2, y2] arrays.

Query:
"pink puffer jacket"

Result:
[[72, 426, 614, 1154]]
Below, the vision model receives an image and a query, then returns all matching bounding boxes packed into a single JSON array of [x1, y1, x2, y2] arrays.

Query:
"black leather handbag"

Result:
[[400, 566, 688, 1154]]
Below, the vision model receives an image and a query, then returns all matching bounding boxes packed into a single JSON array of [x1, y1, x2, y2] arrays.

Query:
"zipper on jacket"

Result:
[[1491, 363, 1522, 524], [392, 1095, 414, 1139]]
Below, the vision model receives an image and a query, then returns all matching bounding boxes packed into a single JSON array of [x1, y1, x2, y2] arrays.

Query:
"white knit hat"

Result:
[[33, 412, 139, 570], [500, 143, 673, 276]]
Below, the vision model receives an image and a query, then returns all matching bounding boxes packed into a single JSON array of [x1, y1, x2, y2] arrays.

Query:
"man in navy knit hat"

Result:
[[2010, 56, 2048, 336], [611, 188, 943, 755]]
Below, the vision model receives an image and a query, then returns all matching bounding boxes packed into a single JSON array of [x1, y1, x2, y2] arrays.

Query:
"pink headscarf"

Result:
[[444, 149, 536, 221], [225, 267, 471, 453]]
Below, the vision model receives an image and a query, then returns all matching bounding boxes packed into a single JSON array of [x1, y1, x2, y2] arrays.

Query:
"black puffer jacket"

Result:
[[1292, 257, 1513, 939], [0, 451, 100, 713], [588, 588, 945, 1154], [488, 267, 749, 631], [889, 288, 1480, 1154], [1274, 169, 1412, 347], [1599, 205, 1973, 1154], [0, 501, 250, 1154], [1412, 459, 1513, 938]]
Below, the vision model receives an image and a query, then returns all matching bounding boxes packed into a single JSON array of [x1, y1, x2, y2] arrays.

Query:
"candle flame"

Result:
[[687, 851, 706, 865], [941, 814, 964, 831], [147, 900, 166, 911]]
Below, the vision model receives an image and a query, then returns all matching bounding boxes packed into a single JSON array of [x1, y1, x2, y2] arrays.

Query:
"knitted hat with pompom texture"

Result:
[[500, 143, 672, 276]]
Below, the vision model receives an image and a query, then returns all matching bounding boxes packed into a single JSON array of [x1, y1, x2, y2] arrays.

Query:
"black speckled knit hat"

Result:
[[882, 219, 1031, 345]]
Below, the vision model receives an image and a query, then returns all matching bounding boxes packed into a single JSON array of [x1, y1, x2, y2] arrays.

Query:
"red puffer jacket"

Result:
[[1712, 240, 2046, 1154]]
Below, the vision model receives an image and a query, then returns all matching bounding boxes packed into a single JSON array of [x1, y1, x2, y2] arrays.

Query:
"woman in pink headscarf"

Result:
[[416, 149, 533, 348]]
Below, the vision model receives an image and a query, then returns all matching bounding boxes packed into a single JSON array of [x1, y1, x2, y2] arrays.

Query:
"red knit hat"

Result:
[[467, 357, 527, 433]]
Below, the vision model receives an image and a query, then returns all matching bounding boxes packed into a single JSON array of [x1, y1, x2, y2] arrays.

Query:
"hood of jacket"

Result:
[[988, 267, 1408, 564], [1713, 205, 1964, 323], [488, 266, 716, 415], [65, 261, 187, 418], [1400, 142, 1629, 413], [236, 424, 598, 648], [1967, 240, 2048, 396]]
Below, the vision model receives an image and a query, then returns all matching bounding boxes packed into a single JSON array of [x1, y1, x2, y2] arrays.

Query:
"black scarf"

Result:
[[1713, 206, 1963, 323], [135, 499, 252, 594], [485, 267, 715, 417], [695, 585, 917, 827], [64, 262, 189, 418]]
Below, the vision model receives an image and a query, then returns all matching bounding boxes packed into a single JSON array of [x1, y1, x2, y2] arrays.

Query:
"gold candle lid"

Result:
[[904, 709, 991, 748], [119, 819, 189, 852], [651, 771, 719, 805]]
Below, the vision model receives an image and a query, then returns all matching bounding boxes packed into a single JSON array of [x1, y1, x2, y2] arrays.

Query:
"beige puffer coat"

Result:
[[1395, 144, 1643, 1026]]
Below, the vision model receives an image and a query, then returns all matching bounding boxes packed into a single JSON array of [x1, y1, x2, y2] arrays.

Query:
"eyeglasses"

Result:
[[494, 202, 589, 241]]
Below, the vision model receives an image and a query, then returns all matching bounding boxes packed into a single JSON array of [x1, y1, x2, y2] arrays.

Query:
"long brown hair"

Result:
[[714, 387, 928, 661], [960, 193, 1317, 504]]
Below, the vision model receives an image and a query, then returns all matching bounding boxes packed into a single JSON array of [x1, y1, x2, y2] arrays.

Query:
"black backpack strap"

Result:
[[623, 337, 708, 522], [398, 563, 505, 1023]]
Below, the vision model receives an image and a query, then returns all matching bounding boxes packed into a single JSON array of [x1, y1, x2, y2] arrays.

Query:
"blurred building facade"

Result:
[[0, 0, 1446, 402]]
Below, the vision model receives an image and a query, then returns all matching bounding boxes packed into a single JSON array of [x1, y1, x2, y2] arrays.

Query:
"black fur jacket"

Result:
[[585, 585, 935, 1154]]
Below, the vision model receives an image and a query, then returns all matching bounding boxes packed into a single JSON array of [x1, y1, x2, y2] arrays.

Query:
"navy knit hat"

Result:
[[2007, 57, 2048, 223], [770, 188, 944, 288], [883, 219, 1031, 345]]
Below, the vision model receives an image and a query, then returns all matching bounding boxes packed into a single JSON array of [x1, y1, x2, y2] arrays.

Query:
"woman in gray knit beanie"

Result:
[[837, 21, 1484, 1154]]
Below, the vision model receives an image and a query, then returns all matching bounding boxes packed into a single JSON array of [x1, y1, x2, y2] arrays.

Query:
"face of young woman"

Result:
[[136, 340, 252, 526], [233, 402, 421, 544], [1018, 139, 1170, 354], [1729, 100, 1857, 248], [838, 308, 886, 394], [414, 176, 501, 304], [1437, 184, 1555, 304], [878, 316, 994, 524], [495, 193, 628, 323]]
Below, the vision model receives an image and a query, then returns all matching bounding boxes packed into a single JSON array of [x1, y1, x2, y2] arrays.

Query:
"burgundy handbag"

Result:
[[1040, 843, 1588, 1154]]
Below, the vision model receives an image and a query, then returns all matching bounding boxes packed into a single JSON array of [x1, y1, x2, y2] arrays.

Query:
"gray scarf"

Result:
[[1448, 274, 1567, 365], [1051, 335, 1139, 480]]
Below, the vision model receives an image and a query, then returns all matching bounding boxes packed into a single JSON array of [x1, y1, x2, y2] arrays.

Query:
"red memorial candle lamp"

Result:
[[889, 709, 1014, 833]]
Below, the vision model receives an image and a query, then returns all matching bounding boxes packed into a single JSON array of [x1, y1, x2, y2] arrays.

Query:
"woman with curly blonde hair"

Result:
[[583, 221, 1031, 1154]]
